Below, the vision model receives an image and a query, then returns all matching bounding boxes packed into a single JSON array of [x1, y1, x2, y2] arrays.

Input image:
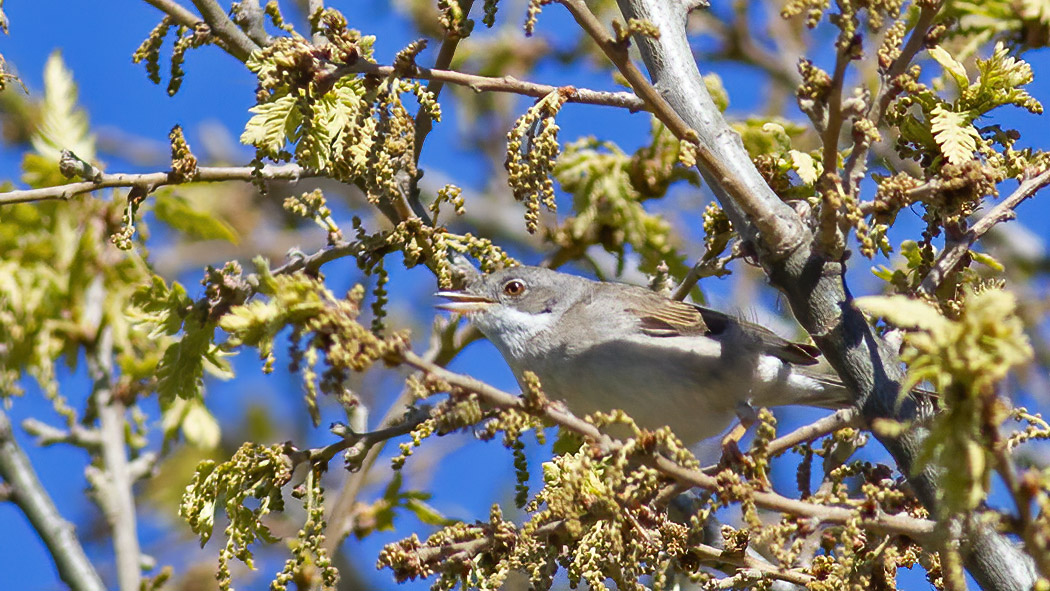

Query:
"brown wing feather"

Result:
[[630, 295, 822, 366]]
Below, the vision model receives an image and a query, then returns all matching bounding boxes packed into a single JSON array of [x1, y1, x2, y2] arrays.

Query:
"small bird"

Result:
[[436, 265, 852, 445]]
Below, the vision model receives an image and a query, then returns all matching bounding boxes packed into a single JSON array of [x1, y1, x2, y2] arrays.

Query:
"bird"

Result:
[[436, 265, 853, 445]]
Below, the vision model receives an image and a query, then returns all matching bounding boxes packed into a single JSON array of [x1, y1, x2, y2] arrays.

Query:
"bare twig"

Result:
[[399, 351, 935, 541], [671, 241, 741, 300], [142, 0, 203, 29], [766, 408, 860, 457], [269, 240, 364, 277], [336, 61, 647, 113], [0, 410, 107, 591], [232, 0, 271, 48], [919, 168, 1050, 296], [0, 163, 311, 205], [411, 0, 476, 163], [21, 418, 102, 451], [287, 409, 430, 471], [818, 39, 852, 191], [308, 0, 325, 45], [842, 2, 942, 197]]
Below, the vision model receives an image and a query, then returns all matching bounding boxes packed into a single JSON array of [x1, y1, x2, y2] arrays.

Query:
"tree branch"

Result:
[[603, 1, 1037, 589], [919, 167, 1050, 296], [190, 0, 260, 62], [0, 163, 312, 205], [89, 326, 142, 591], [411, 0, 475, 165], [558, 0, 805, 259], [399, 351, 935, 541], [842, 2, 942, 197], [0, 410, 107, 591], [336, 61, 647, 113]]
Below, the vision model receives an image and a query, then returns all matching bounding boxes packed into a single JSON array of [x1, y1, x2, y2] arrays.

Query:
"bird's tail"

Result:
[[794, 367, 938, 416]]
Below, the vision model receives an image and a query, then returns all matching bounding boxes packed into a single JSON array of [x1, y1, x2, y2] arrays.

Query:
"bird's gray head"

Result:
[[436, 266, 590, 358]]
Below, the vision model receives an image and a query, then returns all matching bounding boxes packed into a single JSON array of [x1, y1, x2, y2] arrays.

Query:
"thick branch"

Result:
[[0, 163, 312, 205], [607, 1, 1037, 589], [919, 168, 1050, 296], [190, 0, 260, 62], [0, 411, 106, 591], [561, 0, 806, 259], [89, 327, 142, 591]]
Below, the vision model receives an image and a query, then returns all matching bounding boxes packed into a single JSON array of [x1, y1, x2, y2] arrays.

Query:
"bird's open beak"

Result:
[[434, 291, 495, 314]]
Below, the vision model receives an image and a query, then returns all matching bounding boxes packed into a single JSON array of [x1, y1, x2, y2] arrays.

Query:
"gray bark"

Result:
[[612, 1, 1037, 589]]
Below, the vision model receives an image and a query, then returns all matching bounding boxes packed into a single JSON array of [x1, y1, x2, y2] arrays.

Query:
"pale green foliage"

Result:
[[857, 288, 1033, 511], [240, 21, 440, 208], [219, 259, 408, 424], [180, 442, 292, 591], [130, 276, 233, 406], [945, 0, 1050, 57], [162, 397, 221, 450], [553, 120, 696, 275], [153, 192, 239, 244], [30, 51, 95, 164], [893, 42, 1042, 168], [930, 104, 980, 165], [240, 37, 376, 173]]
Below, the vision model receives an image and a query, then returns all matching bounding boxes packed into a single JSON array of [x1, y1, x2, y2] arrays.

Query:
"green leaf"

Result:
[[182, 398, 222, 449], [153, 193, 239, 244], [240, 93, 302, 156], [854, 295, 949, 332], [30, 51, 96, 162], [788, 150, 821, 185], [156, 321, 216, 404], [928, 45, 970, 89], [970, 250, 1004, 271], [403, 498, 453, 527], [930, 105, 979, 165]]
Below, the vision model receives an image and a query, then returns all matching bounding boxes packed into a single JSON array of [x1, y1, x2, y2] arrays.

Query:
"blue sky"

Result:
[[2, 1, 1050, 590]]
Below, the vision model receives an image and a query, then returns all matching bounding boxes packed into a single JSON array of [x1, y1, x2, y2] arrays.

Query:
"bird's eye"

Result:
[[502, 280, 526, 296]]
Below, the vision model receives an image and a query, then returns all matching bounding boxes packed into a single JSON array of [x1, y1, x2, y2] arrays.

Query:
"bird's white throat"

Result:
[[477, 307, 556, 359]]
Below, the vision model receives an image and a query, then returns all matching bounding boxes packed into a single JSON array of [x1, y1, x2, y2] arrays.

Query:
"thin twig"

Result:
[[337, 61, 647, 113], [308, 0, 325, 45], [411, 0, 476, 163], [819, 39, 852, 192], [918, 168, 1050, 296], [21, 418, 102, 451], [399, 351, 935, 541], [0, 410, 107, 591], [768, 408, 860, 457], [142, 0, 203, 29], [323, 320, 478, 554], [842, 2, 942, 198], [0, 163, 311, 205], [404, 0, 475, 222], [232, 0, 271, 48]]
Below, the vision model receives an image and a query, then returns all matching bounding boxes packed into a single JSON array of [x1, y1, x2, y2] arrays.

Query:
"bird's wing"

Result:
[[629, 296, 822, 366]]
